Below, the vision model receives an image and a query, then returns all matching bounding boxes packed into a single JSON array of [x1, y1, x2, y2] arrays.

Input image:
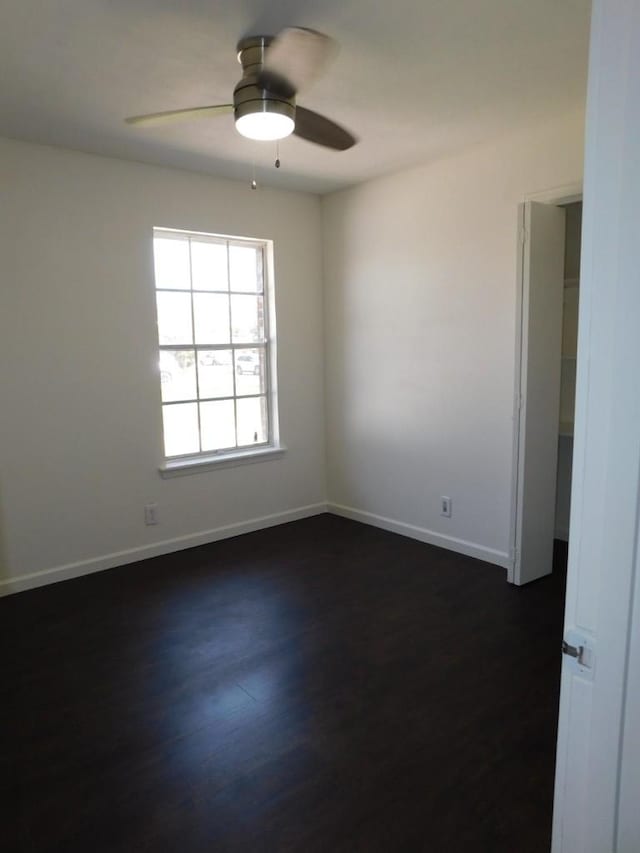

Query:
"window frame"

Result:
[[152, 227, 282, 475]]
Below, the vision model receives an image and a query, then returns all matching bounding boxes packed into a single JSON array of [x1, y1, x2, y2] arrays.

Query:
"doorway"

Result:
[[510, 198, 582, 586], [555, 202, 581, 545]]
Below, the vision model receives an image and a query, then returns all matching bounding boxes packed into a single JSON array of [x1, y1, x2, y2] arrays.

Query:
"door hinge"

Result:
[[519, 227, 528, 246], [562, 630, 595, 678], [562, 640, 585, 662]]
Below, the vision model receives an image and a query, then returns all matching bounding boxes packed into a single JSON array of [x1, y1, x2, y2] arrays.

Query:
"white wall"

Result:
[[0, 138, 326, 593], [322, 111, 585, 566]]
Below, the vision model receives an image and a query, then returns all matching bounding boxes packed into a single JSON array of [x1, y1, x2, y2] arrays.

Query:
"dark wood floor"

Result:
[[1, 514, 567, 852]]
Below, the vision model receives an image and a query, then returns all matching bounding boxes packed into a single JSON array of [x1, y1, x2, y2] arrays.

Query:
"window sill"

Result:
[[159, 445, 286, 478]]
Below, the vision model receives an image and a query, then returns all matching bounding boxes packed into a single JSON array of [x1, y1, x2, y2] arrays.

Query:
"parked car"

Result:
[[236, 353, 260, 375], [200, 352, 228, 366]]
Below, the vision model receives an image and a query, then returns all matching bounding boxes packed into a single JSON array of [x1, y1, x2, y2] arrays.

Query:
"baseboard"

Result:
[[0, 502, 328, 597], [327, 502, 511, 569]]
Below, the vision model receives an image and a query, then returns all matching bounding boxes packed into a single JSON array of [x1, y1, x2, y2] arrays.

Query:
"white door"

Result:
[[552, 1, 640, 850], [512, 201, 565, 585]]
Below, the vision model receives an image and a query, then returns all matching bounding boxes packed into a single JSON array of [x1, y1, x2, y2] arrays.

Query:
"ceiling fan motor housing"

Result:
[[234, 36, 296, 125]]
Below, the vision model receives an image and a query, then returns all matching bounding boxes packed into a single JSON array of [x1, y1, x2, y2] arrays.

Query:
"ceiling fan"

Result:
[[125, 27, 357, 151]]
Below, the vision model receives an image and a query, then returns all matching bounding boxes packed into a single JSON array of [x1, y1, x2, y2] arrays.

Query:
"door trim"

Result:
[[509, 191, 583, 585]]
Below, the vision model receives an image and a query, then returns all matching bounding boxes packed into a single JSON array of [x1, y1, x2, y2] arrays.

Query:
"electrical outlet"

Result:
[[144, 503, 158, 526], [440, 496, 452, 518]]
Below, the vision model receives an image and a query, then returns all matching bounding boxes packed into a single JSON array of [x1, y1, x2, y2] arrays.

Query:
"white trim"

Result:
[[508, 203, 527, 583], [509, 189, 584, 584], [525, 183, 583, 205], [160, 445, 286, 477], [0, 502, 327, 597], [327, 503, 511, 569]]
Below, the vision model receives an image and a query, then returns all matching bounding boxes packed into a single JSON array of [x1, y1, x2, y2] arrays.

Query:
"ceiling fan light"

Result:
[[235, 111, 294, 141]]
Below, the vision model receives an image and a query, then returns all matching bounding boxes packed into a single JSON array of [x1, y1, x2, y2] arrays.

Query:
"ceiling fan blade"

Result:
[[258, 28, 338, 98], [293, 107, 356, 151], [125, 104, 233, 127]]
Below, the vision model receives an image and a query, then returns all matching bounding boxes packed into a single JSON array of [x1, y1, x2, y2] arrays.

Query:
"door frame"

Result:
[[551, 0, 640, 845], [508, 184, 583, 584]]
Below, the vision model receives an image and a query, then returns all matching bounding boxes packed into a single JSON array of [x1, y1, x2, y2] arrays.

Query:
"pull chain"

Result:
[[251, 159, 257, 190], [275, 140, 281, 169]]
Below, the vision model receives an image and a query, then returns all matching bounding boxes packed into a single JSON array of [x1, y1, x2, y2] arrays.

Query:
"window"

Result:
[[153, 228, 278, 467]]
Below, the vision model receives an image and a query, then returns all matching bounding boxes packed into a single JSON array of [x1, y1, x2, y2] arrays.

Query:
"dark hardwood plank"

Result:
[[1, 515, 566, 852]]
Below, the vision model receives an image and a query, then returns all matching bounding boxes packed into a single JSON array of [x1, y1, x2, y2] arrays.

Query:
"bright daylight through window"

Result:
[[153, 228, 275, 462]]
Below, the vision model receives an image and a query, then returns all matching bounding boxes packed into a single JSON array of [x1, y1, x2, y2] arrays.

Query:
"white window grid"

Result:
[[154, 229, 273, 458]]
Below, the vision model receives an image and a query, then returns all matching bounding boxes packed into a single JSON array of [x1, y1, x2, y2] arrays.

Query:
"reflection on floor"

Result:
[[2, 514, 567, 852]]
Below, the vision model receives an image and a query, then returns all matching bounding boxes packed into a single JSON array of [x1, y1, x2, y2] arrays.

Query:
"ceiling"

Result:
[[0, 0, 591, 194]]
